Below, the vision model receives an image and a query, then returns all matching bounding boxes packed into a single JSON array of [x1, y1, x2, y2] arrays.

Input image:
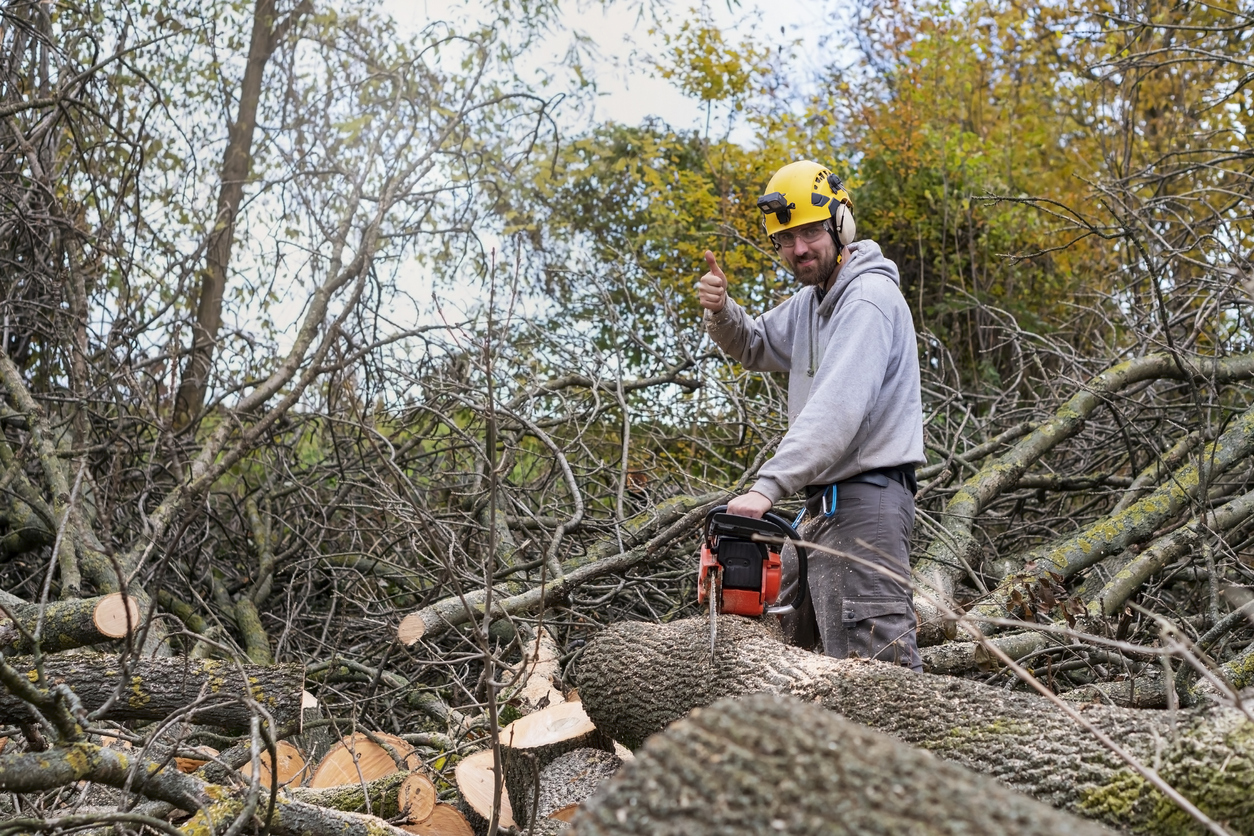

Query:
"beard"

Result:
[[786, 243, 841, 288]]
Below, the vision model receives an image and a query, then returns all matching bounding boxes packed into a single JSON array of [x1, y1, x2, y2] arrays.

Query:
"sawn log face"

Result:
[[569, 692, 1113, 836], [576, 616, 1254, 835]]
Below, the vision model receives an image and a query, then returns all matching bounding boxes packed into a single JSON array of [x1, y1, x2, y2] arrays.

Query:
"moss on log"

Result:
[[569, 692, 1113, 836], [0, 654, 304, 730], [576, 616, 1254, 835], [0, 593, 141, 654]]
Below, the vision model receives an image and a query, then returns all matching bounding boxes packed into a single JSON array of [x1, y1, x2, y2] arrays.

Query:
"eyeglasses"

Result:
[[773, 222, 831, 248]]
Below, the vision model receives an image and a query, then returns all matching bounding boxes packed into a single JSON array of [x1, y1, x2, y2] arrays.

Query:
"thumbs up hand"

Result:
[[698, 251, 727, 313]]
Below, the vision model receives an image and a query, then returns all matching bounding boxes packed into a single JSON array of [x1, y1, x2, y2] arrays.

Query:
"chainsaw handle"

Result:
[[762, 511, 808, 617], [704, 505, 808, 616]]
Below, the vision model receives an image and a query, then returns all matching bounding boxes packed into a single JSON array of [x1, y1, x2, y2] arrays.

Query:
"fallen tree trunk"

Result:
[[576, 616, 1254, 835], [569, 692, 1113, 836], [0, 654, 304, 730], [501, 701, 614, 829]]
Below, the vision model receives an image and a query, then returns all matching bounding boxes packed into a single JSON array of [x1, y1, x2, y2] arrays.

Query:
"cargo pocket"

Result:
[[841, 597, 917, 665]]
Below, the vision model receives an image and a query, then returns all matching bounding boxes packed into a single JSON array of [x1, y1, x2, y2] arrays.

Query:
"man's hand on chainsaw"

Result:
[[727, 490, 772, 519], [698, 251, 727, 313]]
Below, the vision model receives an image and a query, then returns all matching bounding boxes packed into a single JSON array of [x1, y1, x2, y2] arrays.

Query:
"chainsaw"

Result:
[[697, 506, 808, 657]]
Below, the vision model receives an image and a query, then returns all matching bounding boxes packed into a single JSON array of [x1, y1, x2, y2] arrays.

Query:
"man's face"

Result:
[[778, 221, 840, 288]]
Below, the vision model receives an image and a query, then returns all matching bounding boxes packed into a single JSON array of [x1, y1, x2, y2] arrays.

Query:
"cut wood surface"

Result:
[[400, 804, 475, 836], [576, 616, 1254, 835], [240, 740, 305, 788], [501, 701, 614, 828], [0, 593, 142, 653], [454, 748, 515, 829], [175, 746, 218, 774], [91, 592, 141, 638], [309, 732, 422, 788], [513, 626, 565, 711], [549, 804, 578, 823], [567, 693, 1113, 836], [0, 654, 304, 729]]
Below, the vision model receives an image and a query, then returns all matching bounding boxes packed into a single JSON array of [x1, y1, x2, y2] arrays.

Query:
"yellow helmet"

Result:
[[756, 160, 856, 247]]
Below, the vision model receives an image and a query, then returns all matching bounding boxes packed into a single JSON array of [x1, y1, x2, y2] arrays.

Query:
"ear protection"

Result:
[[826, 174, 857, 247]]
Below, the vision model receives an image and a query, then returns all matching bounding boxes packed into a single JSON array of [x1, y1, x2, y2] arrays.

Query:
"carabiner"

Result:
[[822, 483, 837, 517]]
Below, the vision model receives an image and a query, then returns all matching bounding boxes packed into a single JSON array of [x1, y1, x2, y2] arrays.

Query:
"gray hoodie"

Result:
[[705, 240, 925, 504]]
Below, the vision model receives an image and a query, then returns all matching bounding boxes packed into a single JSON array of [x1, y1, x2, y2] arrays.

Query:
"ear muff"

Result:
[[826, 173, 856, 247], [833, 200, 856, 246]]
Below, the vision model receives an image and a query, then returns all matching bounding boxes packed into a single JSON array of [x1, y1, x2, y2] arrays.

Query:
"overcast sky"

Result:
[[382, 0, 838, 138]]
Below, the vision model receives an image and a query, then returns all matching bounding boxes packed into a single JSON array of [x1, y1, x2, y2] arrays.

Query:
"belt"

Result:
[[805, 466, 918, 500]]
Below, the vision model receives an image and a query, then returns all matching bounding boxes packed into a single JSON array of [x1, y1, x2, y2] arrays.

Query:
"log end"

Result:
[[398, 613, 426, 646], [400, 771, 437, 824], [401, 804, 474, 836], [92, 593, 141, 639], [455, 748, 516, 829]]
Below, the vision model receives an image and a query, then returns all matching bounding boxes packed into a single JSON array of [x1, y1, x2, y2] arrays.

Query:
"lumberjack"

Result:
[[697, 160, 925, 670]]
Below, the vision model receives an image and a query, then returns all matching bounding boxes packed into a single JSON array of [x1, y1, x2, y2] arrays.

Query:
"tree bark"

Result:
[[173, 0, 311, 427], [0, 741, 418, 836], [0, 654, 304, 730], [536, 748, 620, 822], [576, 616, 1254, 835], [0, 592, 140, 653], [912, 351, 1254, 645], [569, 692, 1113, 836], [501, 702, 614, 829], [290, 770, 435, 823]]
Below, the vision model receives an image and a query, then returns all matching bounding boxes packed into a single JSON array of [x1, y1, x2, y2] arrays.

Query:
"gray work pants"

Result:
[[780, 479, 922, 671]]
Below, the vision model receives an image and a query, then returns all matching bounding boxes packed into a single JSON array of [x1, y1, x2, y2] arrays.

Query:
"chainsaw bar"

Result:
[[706, 566, 721, 661]]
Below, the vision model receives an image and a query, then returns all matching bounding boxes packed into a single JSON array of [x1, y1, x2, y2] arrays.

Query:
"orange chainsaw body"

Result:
[[697, 534, 783, 616]]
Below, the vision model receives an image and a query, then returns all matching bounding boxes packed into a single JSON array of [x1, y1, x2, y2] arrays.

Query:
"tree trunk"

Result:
[[576, 616, 1254, 835], [568, 692, 1113, 836], [173, 0, 310, 427], [0, 654, 304, 730]]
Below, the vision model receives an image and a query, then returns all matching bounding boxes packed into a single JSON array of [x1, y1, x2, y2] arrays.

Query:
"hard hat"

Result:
[[756, 161, 856, 248]]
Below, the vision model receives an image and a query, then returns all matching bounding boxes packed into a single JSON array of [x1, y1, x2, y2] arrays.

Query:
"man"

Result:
[[698, 160, 924, 670]]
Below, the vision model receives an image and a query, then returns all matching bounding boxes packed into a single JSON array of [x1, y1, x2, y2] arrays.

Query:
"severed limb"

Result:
[[912, 350, 1254, 645]]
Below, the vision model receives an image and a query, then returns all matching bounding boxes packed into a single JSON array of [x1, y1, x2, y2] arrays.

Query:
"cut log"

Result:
[[309, 732, 422, 788], [454, 748, 515, 831], [0, 654, 304, 730], [500, 701, 614, 829], [549, 804, 578, 823], [536, 748, 620, 821], [291, 769, 435, 822], [401, 804, 475, 836], [567, 692, 1113, 836], [511, 626, 565, 711], [175, 746, 218, 774], [0, 593, 142, 653], [0, 740, 427, 836], [576, 616, 1254, 836], [240, 740, 306, 788]]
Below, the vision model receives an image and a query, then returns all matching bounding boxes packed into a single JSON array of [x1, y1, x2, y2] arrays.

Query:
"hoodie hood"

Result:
[[816, 240, 901, 318]]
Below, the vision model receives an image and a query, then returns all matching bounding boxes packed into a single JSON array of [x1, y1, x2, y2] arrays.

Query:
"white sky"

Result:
[[383, 0, 839, 137]]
